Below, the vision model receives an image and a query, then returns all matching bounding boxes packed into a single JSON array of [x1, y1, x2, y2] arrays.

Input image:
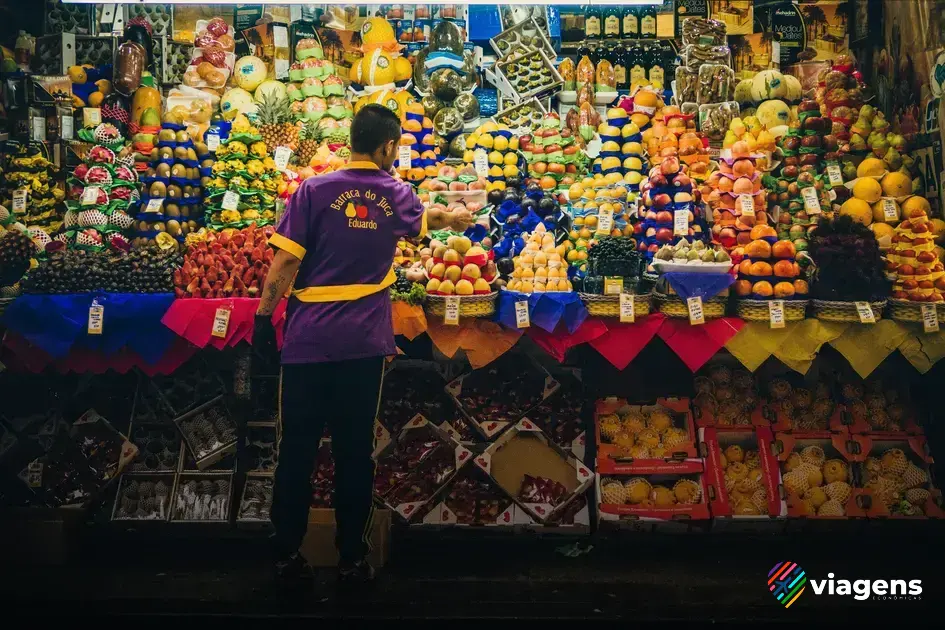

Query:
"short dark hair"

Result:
[[350, 104, 402, 154]]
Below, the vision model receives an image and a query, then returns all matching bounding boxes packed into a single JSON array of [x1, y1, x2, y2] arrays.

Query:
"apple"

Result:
[[652, 193, 672, 209], [647, 243, 660, 253], [544, 144, 562, 154], [533, 162, 548, 175], [655, 227, 673, 242], [565, 164, 577, 173], [655, 210, 673, 224], [563, 145, 579, 155], [548, 163, 566, 175]]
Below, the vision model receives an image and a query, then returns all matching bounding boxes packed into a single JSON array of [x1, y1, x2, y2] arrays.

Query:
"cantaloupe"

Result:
[[750, 70, 787, 102]]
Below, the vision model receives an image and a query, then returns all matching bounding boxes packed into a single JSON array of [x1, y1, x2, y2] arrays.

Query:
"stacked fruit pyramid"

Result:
[[885, 194, 944, 302], [135, 123, 204, 248], [637, 150, 707, 259], [705, 140, 770, 252], [462, 121, 521, 193], [504, 224, 573, 294], [61, 135, 137, 251], [521, 112, 584, 190], [781, 444, 855, 518], [204, 115, 285, 229], [397, 103, 446, 184], [286, 36, 354, 153], [732, 229, 808, 301]]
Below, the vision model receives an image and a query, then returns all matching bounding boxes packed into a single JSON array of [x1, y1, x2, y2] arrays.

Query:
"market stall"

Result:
[[1, 2, 944, 536]]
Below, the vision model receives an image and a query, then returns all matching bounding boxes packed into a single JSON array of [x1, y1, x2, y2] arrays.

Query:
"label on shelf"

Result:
[[921, 304, 939, 333], [12, 188, 27, 214], [444, 296, 460, 325], [31, 116, 45, 142], [81, 186, 100, 206], [882, 198, 899, 221], [221, 190, 240, 211], [687, 296, 705, 325], [83, 108, 101, 127], [206, 133, 220, 152], [87, 302, 104, 335], [61, 115, 74, 140], [801, 187, 822, 214], [826, 164, 844, 186], [274, 146, 292, 171], [738, 195, 755, 218], [211, 308, 231, 339], [619, 293, 635, 323], [474, 150, 489, 178], [398, 145, 412, 170], [596, 207, 614, 235], [768, 300, 785, 329], [145, 197, 164, 213], [514, 301, 530, 328], [854, 301, 876, 324], [26, 461, 43, 488], [674, 209, 689, 236]]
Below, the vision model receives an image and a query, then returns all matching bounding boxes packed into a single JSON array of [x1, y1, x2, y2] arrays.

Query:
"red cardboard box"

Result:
[[855, 435, 942, 519], [597, 470, 711, 531], [595, 397, 698, 474], [701, 427, 786, 522]]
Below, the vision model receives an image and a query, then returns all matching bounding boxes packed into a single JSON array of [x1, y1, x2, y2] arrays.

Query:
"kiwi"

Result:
[[164, 203, 180, 217], [137, 220, 150, 232], [182, 185, 193, 198], [145, 167, 156, 178], [191, 187, 201, 198], [187, 220, 198, 230], [156, 163, 171, 178], [149, 181, 167, 197], [173, 146, 188, 160], [180, 206, 190, 218], [158, 129, 176, 142], [175, 130, 190, 144], [188, 167, 199, 180], [165, 220, 182, 236], [170, 164, 186, 178], [201, 176, 211, 187], [167, 185, 181, 199]]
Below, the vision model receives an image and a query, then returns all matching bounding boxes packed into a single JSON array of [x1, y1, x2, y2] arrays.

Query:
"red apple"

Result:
[[652, 193, 672, 209], [655, 210, 673, 224], [655, 228, 674, 242]]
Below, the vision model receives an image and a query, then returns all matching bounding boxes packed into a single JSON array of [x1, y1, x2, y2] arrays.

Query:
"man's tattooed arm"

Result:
[[257, 249, 302, 316]]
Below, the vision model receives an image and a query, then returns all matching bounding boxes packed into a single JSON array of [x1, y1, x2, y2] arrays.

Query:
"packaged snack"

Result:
[[675, 66, 698, 104], [681, 17, 727, 47], [576, 82, 596, 109], [576, 56, 595, 91], [697, 64, 734, 105], [596, 59, 616, 92], [698, 101, 739, 143], [683, 44, 730, 70]]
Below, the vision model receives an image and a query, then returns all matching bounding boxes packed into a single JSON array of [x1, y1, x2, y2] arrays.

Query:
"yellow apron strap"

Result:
[[291, 267, 397, 303]]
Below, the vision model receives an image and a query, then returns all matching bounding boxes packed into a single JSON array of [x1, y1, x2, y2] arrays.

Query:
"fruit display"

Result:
[[23, 246, 181, 294], [598, 472, 711, 523], [183, 18, 236, 91], [496, 49, 561, 100], [1, 143, 63, 231], [775, 435, 860, 518], [595, 398, 697, 467], [396, 105, 445, 182], [390, 267, 427, 306], [378, 362, 470, 440], [885, 196, 944, 302], [706, 143, 770, 252], [691, 364, 762, 428], [839, 375, 921, 435], [701, 427, 783, 517], [807, 216, 890, 302], [0, 229, 37, 296], [857, 439, 940, 517], [765, 377, 842, 432], [203, 115, 285, 228], [637, 149, 708, 258], [462, 120, 522, 193], [731, 232, 807, 301], [504, 225, 573, 294], [567, 173, 638, 267], [524, 384, 585, 456], [520, 112, 585, 186], [493, 99, 545, 135], [424, 233, 497, 297], [652, 239, 731, 268], [172, 225, 274, 298], [430, 468, 517, 525], [581, 237, 643, 293]]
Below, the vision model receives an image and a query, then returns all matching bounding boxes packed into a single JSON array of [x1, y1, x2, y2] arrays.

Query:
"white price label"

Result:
[[768, 300, 786, 329], [31, 116, 46, 142], [221, 190, 240, 211], [828, 188, 838, 201], [398, 145, 412, 170], [687, 296, 705, 325], [826, 164, 844, 186], [211, 307, 231, 338], [921, 304, 939, 333], [882, 198, 899, 221], [444, 296, 460, 325], [274, 146, 292, 171], [83, 107, 101, 127], [737, 195, 755, 218], [674, 209, 690, 236], [88, 303, 104, 335], [81, 186, 100, 206], [206, 133, 220, 152], [604, 277, 623, 296], [801, 187, 822, 214], [27, 461, 43, 488], [854, 301, 876, 324], [596, 207, 614, 235], [514, 300, 530, 328], [474, 150, 489, 178], [145, 197, 164, 213], [707, 146, 721, 159], [12, 188, 28, 213], [61, 114, 74, 140], [619, 292, 635, 323]]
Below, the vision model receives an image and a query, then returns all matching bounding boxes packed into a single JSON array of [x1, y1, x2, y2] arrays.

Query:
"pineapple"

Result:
[[256, 91, 297, 152], [296, 120, 320, 166]]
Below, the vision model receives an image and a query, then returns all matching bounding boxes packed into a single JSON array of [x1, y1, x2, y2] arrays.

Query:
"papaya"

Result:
[[132, 86, 161, 126]]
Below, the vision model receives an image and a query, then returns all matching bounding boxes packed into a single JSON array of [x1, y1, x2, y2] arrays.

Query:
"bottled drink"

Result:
[[640, 3, 657, 39], [612, 40, 628, 90], [585, 5, 602, 40], [628, 41, 647, 87], [622, 6, 639, 38], [648, 43, 666, 89], [603, 6, 621, 38]]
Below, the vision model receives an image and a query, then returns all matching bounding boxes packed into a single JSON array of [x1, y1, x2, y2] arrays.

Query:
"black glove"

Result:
[[253, 314, 278, 361]]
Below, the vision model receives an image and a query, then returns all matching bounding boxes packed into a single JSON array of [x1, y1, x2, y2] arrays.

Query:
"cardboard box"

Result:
[[854, 436, 942, 519], [596, 473, 711, 531], [765, 397, 848, 434], [522, 385, 586, 461], [301, 508, 390, 568], [700, 427, 787, 527], [595, 397, 698, 473], [525, 491, 591, 534]]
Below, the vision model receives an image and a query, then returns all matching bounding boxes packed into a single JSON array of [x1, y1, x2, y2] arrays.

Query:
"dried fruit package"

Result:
[[683, 44, 730, 70], [697, 64, 734, 104], [576, 82, 595, 109], [596, 59, 616, 92], [675, 66, 698, 104], [681, 17, 727, 47], [698, 101, 739, 143], [575, 55, 595, 92], [193, 17, 236, 52], [559, 57, 576, 91]]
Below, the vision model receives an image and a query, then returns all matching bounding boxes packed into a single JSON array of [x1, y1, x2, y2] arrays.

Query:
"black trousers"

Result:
[[272, 356, 385, 564]]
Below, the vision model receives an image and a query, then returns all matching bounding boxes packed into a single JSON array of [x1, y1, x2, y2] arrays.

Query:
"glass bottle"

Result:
[[622, 5, 639, 39], [584, 4, 601, 40], [640, 3, 657, 39], [612, 40, 628, 90], [603, 6, 621, 39]]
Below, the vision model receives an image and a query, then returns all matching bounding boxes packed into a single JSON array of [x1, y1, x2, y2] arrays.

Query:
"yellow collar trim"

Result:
[[340, 161, 380, 170], [291, 268, 397, 303]]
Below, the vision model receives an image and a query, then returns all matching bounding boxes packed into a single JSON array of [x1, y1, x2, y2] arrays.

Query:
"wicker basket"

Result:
[[887, 299, 945, 324], [579, 293, 651, 318], [0, 297, 15, 316], [736, 299, 809, 322], [811, 299, 887, 323], [425, 292, 497, 318], [653, 291, 727, 319]]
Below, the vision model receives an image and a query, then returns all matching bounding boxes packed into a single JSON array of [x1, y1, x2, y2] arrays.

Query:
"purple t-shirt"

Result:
[[269, 162, 425, 364]]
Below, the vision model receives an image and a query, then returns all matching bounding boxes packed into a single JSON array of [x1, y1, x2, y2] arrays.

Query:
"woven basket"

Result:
[[887, 299, 945, 324], [653, 291, 727, 319], [736, 299, 809, 322], [425, 292, 497, 318], [579, 293, 651, 318], [0, 296, 15, 316], [811, 299, 887, 323]]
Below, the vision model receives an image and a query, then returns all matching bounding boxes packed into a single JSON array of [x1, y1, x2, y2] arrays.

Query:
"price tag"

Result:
[[801, 187, 822, 214], [826, 164, 844, 186], [211, 307, 231, 338], [604, 277, 624, 296], [921, 304, 939, 333], [768, 300, 786, 329], [398, 145, 412, 170], [687, 296, 705, 325], [31, 116, 46, 142], [61, 114, 74, 140], [26, 461, 43, 488], [221, 190, 240, 211], [737, 195, 755, 218], [627, 198, 640, 219], [596, 207, 614, 235], [274, 146, 292, 171], [81, 186, 100, 206], [474, 150, 489, 178], [828, 188, 837, 201], [674, 209, 689, 236], [707, 146, 721, 159], [83, 107, 101, 127], [87, 302, 104, 335], [144, 197, 164, 213], [444, 296, 460, 325], [619, 292, 635, 323], [514, 301, 530, 328], [882, 198, 899, 221], [854, 301, 876, 324], [12, 188, 28, 213], [206, 133, 220, 152]]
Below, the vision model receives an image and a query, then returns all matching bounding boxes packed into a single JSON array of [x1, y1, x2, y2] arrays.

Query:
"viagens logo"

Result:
[[769, 563, 922, 605]]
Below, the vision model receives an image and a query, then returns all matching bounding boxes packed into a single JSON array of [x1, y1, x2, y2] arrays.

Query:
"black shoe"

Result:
[[338, 559, 375, 586], [275, 552, 314, 583]]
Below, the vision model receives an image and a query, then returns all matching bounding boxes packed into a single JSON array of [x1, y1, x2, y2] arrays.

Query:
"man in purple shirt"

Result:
[[254, 104, 472, 587]]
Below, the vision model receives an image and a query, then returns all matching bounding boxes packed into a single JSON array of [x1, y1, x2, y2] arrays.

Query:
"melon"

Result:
[[755, 100, 790, 129], [783, 74, 803, 102], [840, 198, 873, 226], [734, 78, 754, 103], [750, 70, 787, 102], [880, 171, 911, 197], [254, 80, 287, 103], [233, 56, 268, 92], [221, 87, 257, 117]]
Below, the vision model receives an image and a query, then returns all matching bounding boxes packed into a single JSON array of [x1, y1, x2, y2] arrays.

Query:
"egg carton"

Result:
[[75, 36, 117, 68], [244, 424, 278, 474], [170, 473, 233, 523], [126, 3, 172, 37], [237, 476, 274, 525], [128, 424, 181, 473], [163, 40, 193, 86], [43, 0, 93, 36], [174, 397, 238, 470], [110, 474, 174, 522]]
